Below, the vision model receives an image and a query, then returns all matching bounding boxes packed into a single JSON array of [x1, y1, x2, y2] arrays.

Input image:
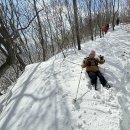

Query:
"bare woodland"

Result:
[[0, 0, 129, 93]]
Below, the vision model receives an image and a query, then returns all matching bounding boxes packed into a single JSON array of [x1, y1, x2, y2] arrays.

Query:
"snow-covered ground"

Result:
[[0, 24, 130, 130]]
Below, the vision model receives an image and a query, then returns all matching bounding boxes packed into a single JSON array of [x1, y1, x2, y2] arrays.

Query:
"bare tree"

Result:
[[32, 0, 46, 61], [72, 0, 81, 50], [111, 0, 120, 30]]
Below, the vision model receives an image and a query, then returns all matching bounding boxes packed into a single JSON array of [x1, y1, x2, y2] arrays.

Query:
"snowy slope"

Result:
[[0, 24, 130, 130]]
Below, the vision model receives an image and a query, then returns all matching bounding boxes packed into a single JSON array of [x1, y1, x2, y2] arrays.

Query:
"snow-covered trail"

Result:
[[0, 25, 130, 130], [78, 25, 130, 130], [0, 61, 75, 130]]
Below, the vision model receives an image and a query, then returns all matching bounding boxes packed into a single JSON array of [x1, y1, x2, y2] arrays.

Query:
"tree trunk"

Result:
[[72, 0, 81, 50], [33, 0, 46, 61]]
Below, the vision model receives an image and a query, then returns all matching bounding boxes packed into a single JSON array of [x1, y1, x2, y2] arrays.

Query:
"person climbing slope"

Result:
[[81, 50, 111, 90]]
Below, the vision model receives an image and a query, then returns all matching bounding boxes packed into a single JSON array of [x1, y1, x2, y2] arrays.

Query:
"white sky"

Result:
[[0, 24, 130, 130]]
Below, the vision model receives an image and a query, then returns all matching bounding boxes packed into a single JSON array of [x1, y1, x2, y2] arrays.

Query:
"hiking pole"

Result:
[[73, 68, 83, 103]]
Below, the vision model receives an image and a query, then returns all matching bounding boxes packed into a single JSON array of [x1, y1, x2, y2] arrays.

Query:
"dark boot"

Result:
[[94, 84, 98, 91], [104, 83, 111, 89]]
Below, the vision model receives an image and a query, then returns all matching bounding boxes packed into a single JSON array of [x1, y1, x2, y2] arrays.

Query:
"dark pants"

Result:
[[87, 71, 107, 89]]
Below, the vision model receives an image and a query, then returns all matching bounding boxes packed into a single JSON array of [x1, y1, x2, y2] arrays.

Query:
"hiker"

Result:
[[102, 23, 109, 34], [116, 18, 120, 25], [81, 50, 111, 90]]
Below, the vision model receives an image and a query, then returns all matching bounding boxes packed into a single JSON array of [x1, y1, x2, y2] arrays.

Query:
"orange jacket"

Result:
[[81, 57, 105, 72]]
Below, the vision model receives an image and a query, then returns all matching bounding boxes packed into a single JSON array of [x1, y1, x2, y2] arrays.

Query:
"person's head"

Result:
[[89, 50, 96, 58], [106, 24, 109, 27]]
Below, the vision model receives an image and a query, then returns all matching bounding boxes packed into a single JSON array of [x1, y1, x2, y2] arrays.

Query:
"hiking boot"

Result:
[[104, 83, 111, 89], [93, 84, 98, 91], [95, 87, 98, 91]]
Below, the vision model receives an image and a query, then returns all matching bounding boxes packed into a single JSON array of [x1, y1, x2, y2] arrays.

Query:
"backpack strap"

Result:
[[86, 57, 98, 66]]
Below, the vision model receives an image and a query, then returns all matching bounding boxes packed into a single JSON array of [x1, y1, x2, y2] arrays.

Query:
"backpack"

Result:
[[84, 57, 98, 66]]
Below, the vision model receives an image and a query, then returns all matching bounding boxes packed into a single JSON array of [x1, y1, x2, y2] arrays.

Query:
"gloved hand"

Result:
[[99, 55, 104, 60], [81, 64, 85, 68]]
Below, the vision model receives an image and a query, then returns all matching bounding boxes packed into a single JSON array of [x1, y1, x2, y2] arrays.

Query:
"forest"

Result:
[[0, 0, 129, 93]]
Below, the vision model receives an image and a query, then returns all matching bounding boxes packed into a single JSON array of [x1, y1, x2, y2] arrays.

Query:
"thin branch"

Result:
[[11, 8, 44, 37]]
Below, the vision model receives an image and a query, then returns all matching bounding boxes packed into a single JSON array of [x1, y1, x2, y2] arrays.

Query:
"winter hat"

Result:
[[89, 50, 96, 58]]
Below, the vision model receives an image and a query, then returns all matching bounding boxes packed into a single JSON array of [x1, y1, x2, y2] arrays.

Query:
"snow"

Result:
[[1, 24, 130, 130]]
